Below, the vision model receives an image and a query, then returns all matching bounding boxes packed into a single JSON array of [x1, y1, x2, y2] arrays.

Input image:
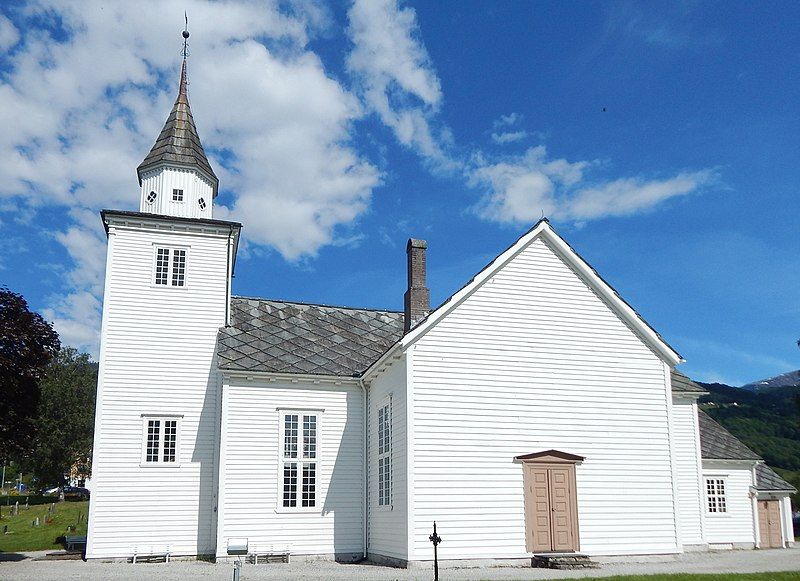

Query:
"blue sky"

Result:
[[1, 1, 797, 386]]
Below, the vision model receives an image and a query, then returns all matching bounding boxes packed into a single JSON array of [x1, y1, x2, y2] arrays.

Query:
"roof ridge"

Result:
[[231, 295, 404, 314]]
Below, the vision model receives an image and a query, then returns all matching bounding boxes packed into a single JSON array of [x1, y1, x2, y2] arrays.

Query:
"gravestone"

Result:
[[2, 524, 7, 534], [24, 498, 29, 510], [33, 517, 39, 527], [13, 501, 18, 516]]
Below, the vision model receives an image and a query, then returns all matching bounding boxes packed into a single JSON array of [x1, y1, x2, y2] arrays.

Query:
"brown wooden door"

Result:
[[758, 500, 783, 548], [524, 464, 579, 553]]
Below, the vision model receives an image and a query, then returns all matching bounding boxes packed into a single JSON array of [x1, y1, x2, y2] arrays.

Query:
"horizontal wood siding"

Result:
[[672, 401, 704, 545], [86, 225, 230, 559], [217, 380, 363, 557], [702, 464, 755, 545], [368, 357, 408, 560], [410, 237, 678, 558]]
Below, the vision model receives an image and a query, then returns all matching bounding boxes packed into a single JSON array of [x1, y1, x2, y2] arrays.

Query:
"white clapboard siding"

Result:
[[367, 356, 408, 560], [216, 379, 363, 558], [86, 221, 232, 559], [672, 400, 705, 545], [702, 464, 756, 546], [409, 236, 679, 558]]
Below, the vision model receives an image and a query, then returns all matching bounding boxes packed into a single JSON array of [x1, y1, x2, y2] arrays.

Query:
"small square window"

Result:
[[142, 416, 180, 464], [705, 478, 727, 513], [172, 189, 184, 202], [154, 247, 187, 287]]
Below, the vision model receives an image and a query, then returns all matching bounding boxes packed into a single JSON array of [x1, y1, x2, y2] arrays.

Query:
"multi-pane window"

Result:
[[172, 188, 184, 201], [143, 417, 179, 464], [198, 197, 206, 210], [706, 478, 727, 513], [281, 412, 317, 508], [377, 399, 392, 506], [154, 247, 187, 287], [146, 190, 157, 204]]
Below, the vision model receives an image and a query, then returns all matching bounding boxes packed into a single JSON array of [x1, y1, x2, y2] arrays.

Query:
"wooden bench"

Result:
[[132, 545, 172, 563], [246, 544, 290, 564], [64, 535, 87, 552]]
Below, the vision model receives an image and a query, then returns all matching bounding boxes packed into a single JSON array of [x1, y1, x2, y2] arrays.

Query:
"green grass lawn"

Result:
[[0, 500, 88, 553], [564, 571, 800, 581]]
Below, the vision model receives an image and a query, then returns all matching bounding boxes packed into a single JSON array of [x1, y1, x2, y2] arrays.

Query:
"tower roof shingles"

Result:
[[137, 60, 218, 194]]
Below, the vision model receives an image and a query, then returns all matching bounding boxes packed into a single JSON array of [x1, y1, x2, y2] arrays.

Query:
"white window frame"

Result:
[[151, 244, 189, 288], [172, 188, 184, 202], [705, 476, 728, 515], [276, 409, 321, 513], [140, 415, 182, 467], [376, 395, 392, 509]]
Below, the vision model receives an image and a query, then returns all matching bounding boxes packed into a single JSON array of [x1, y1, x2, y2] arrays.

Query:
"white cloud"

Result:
[[493, 112, 522, 129], [346, 0, 453, 167], [469, 146, 715, 225], [491, 130, 527, 144], [0, 0, 382, 352], [0, 14, 19, 51]]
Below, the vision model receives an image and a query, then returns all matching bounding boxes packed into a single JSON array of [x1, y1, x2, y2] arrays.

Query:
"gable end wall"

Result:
[[408, 236, 679, 558]]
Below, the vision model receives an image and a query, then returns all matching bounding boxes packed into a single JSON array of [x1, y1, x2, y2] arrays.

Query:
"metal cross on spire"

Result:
[[181, 12, 190, 59]]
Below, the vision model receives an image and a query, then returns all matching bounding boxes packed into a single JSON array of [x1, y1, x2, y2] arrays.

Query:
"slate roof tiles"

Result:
[[217, 297, 404, 376]]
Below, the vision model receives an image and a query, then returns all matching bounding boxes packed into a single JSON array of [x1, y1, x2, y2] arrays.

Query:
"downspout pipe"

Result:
[[359, 376, 368, 560]]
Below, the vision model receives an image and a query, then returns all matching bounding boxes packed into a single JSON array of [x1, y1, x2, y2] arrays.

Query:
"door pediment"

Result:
[[516, 449, 585, 464]]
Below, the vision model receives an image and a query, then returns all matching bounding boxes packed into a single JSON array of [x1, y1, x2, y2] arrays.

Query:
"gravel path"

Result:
[[0, 548, 798, 580]]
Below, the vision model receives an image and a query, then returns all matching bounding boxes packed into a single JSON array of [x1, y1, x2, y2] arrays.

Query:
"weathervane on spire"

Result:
[[181, 12, 190, 59]]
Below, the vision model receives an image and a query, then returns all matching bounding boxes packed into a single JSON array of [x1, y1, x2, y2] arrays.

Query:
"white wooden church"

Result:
[[86, 51, 795, 564]]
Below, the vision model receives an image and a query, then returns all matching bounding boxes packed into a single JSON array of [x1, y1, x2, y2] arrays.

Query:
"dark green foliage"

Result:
[[0, 287, 60, 459], [28, 348, 97, 487], [698, 379, 800, 506]]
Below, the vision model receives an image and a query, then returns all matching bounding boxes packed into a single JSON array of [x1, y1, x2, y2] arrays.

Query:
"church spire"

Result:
[[136, 22, 218, 198]]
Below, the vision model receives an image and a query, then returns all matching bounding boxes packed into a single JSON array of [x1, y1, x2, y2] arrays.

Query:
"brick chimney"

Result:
[[404, 238, 430, 333]]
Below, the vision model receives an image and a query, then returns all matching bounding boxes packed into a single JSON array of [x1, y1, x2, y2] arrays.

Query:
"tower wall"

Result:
[[86, 213, 237, 559]]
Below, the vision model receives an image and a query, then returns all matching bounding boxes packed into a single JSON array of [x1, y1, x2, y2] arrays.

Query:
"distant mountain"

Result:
[[740, 369, 800, 392], [696, 376, 800, 503]]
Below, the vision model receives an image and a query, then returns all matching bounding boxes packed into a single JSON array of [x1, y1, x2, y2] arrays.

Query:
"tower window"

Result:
[[198, 197, 206, 210], [146, 191, 157, 204], [154, 246, 187, 287], [172, 189, 184, 202]]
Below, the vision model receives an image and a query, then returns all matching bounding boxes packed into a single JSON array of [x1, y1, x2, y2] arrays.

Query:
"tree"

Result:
[[29, 347, 97, 486], [0, 287, 60, 458]]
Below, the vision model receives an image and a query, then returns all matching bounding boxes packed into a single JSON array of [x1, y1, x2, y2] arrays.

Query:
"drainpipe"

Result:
[[359, 376, 368, 560]]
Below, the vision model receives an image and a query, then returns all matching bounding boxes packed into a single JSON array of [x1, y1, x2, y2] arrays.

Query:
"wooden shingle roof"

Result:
[[698, 409, 761, 461], [755, 463, 796, 492], [137, 60, 218, 193]]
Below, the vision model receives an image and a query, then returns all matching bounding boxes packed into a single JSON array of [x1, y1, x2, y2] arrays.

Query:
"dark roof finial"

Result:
[[182, 12, 190, 59]]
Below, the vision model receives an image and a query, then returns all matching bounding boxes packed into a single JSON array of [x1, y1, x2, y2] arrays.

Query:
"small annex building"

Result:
[[86, 50, 795, 564]]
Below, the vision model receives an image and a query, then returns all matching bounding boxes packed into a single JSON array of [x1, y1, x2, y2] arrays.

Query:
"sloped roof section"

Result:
[[671, 369, 708, 395], [217, 297, 404, 376], [137, 60, 218, 193], [698, 409, 761, 461], [755, 463, 796, 492]]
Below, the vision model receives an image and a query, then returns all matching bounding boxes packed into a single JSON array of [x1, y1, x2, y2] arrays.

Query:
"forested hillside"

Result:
[[697, 374, 800, 505]]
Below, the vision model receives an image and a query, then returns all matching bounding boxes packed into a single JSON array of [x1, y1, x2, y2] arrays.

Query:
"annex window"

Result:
[[377, 397, 392, 507], [146, 190, 157, 204], [142, 417, 180, 464], [198, 197, 206, 210], [172, 188, 184, 201], [280, 411, 318, 508], [705, 478, 727, 513], [153, 247, 187, 287]]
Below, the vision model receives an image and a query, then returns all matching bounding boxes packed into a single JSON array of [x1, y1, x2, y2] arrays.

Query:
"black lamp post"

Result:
[[429, 521, 442, 581]]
